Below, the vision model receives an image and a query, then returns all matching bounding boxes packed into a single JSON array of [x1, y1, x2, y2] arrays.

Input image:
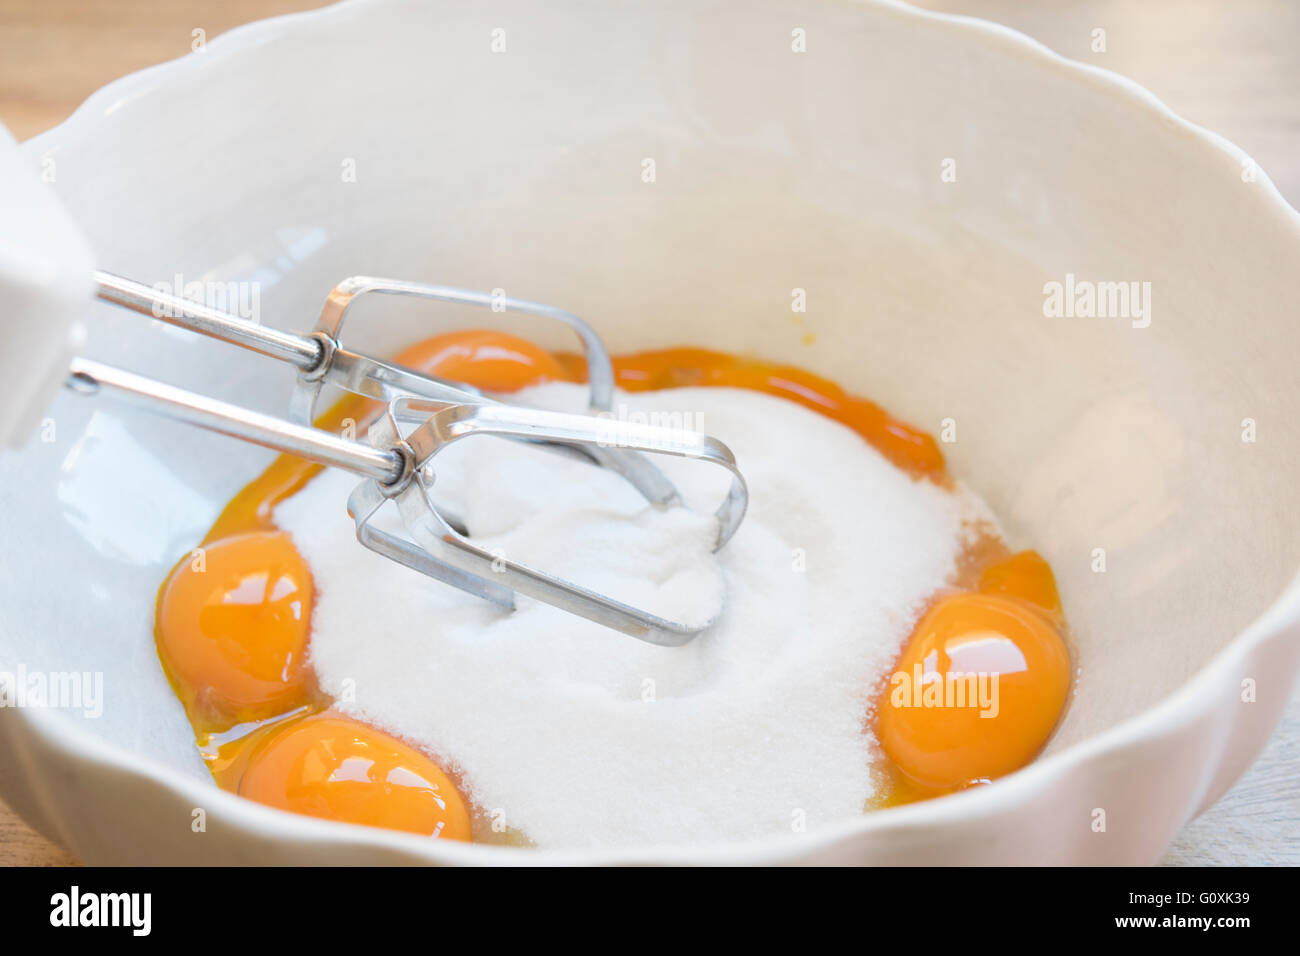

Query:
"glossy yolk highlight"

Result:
[[876, 551, 1071, 793], [157, 530, 313, 726], [240, 712, 472, 840]]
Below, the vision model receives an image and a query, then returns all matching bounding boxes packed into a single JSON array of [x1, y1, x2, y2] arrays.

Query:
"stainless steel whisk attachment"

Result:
[[65, 273, 748, 645]]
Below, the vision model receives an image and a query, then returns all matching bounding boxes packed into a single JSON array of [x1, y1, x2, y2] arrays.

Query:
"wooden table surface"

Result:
[[0, 0, 1296, 866]]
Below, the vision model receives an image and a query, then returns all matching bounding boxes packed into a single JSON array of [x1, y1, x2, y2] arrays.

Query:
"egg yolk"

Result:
[[239, 712, 472, 840], [561, 347, 946, 478], [978, 549, 1062, 622], [393, 329, 573, 393], [157, 530, 313, 725], [877, 591, 1070, 792]]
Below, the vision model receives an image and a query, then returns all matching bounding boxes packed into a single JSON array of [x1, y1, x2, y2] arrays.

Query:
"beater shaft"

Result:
[[66, 357, 403, 482], [94, 271, 322, 370]]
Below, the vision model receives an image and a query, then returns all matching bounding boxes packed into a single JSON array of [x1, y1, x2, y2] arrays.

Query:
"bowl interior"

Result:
[[3, 0, 1299, 840]]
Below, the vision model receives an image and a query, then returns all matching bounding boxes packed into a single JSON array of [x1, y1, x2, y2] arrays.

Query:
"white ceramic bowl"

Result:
[[1, 0, 1298, 864]]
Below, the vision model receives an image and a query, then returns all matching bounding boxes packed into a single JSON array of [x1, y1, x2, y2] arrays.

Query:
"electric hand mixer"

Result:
[[1, 139, 748, 647]]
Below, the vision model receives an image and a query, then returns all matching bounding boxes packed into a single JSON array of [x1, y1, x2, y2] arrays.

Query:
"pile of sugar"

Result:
[[276, 384, 992, 848]]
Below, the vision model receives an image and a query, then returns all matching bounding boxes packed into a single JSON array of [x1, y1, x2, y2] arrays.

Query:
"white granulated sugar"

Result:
[[276, 384, 990, 849]]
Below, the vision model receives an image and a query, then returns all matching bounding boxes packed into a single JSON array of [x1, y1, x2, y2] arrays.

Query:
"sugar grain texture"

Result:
[[276, 384, 990, 848]]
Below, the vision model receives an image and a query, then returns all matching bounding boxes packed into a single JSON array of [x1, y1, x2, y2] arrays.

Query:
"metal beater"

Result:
[[61, 273, 748, 646]]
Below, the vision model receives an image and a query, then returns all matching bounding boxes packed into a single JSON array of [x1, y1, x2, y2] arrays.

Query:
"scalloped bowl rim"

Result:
[[12, 0, 1300, 864]]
